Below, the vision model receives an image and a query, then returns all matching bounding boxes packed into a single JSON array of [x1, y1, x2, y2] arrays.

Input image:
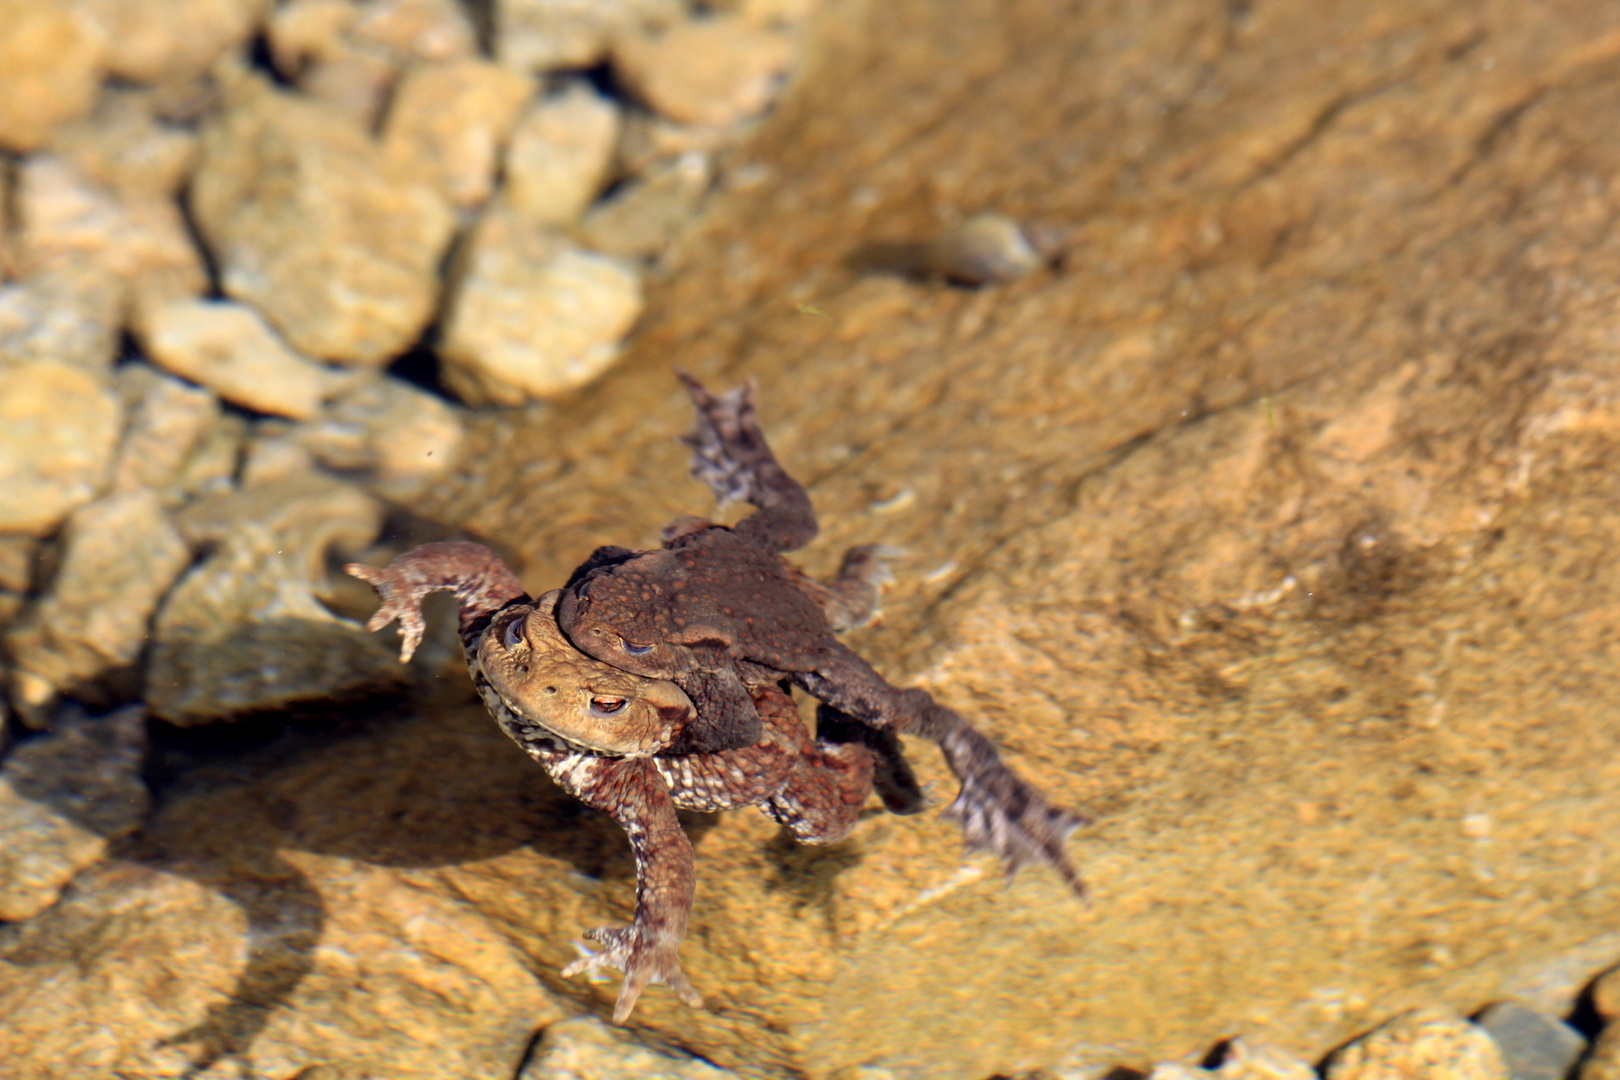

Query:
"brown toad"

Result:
[[559, 375, 1084, 890], [348, 530, 919, 1021], [349, 373, 1083, 1021]]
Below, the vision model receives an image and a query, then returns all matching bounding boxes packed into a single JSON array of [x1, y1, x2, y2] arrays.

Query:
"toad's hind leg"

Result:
[[787, 544, 900, 633], [796, 642, 1087, 895], [677, 372, 817, 553]]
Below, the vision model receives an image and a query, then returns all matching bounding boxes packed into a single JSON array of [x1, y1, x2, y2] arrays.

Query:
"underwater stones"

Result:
[[0, 0, 105, 153], [611, 17, 795, 128], [382, 57, 534, 210], [504, 83, 621, 227], [1327, 1011, 1509, 1080], [0, 361, 121, 536]]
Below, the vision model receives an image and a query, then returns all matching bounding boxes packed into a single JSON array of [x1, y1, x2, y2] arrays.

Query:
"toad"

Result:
[[349, 374, 1084, 1020], [348, 532, 919, 1022], [558, 375, 1084, 892]]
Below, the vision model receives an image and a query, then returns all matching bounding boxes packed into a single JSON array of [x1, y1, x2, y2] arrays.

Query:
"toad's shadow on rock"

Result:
[[101, 691, 727, 1074]]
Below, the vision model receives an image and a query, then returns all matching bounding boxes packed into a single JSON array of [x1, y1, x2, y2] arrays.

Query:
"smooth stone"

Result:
[[927, 212, 1048, 285], [504, 82, 621, 226], [4, 490, 190, 709], [612, 17, 795, 128], [141, 298, 350, 421], [0, 361, 120, 536], [440, 202, 643, 405], [1474, 1002, 1585, 1080], [0, 705, 149, 922], [382, 57, 534, 210], [190, 72, 456, 366]]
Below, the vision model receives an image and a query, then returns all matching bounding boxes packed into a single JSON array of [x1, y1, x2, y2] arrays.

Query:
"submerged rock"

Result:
[[0, 360, 121, 536], [0, 0, 105, 153], [612, 17, 795, 128], [382, 57, 534, 210], [144, 475, 409, 724], [1327, 1011, 1507, 1080], [0, 705, 149, 922], [504, 82, 622, 227]]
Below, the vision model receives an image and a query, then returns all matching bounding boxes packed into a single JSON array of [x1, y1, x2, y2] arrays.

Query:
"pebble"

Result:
[[190, 72, 456, 366], [520, 1015, 737, 1080], [0, 705, 149, 922], [383, 57, 534, 210], [0, 0, 105, 152], [579, 150, 711, 258], [145, 474, 410, 725], [1326, 1009, 1508, 1080], [1474, 1001, 1585, 1080], [0, 360, 121, 536], [75, 0, 262, 86], [496, 0, 685, 73], [440, 202, 644, 405], [613, 16, 796, 128], [504, 82, 622, 226], [4, 490, 190, 712], [927, 212, 1048, 285], [295, 375, 466, 500], [141, 298, 353, 421]]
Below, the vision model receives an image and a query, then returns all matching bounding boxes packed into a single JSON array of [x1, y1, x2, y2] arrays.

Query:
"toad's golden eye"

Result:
[[590, 697, 627, 716]]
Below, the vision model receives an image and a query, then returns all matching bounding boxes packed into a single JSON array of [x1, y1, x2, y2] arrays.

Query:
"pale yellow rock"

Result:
[[1327, 1011, 1507, 1080], [496, 0, 684, 72], [1595, 968, 1620, 1021], [190, 75, 457, 365], [612, 17, 796, 128], [5, 490, 190, 702], [75, 0, 267, 85], [440, 202, 643, 405], [141, 299, 347, 421], [505, 83, 621, 226], [579, 149, 711, 258], [0, 706, 148, 922], [383, 58, 534, 210], [0, 361, 120, 535], [0, 0, 105, 152]]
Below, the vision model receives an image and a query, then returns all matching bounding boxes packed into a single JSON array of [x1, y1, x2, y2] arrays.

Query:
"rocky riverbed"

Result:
[[4, 0, 1620, 1078]]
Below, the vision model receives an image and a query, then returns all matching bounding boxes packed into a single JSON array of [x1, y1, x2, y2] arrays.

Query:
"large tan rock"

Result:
[[0, 361, 120, 535], [612, 17, 796, 128], [190, 74, 456, 366], [382, 57, 534, 210], [505, 83, 622, 226], [4, 490, 190, 708], [0, 0, 105, 153], [441, 201, 644, 405]]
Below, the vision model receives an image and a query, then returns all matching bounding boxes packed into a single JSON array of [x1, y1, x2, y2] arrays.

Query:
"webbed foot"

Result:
[[346, 541, 526, 662], [676, 371, 817, 552], [562, 923, 704, 1023]]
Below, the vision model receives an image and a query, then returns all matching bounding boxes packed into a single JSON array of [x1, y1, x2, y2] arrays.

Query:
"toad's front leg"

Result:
[[345, 540, 527, 661], [545, 752, 703, 1023]]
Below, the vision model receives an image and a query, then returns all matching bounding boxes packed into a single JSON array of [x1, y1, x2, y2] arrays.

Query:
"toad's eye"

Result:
[[590, 697, 627, 716], [503, 616, 526, 648], [622, 642, 653, 655]]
